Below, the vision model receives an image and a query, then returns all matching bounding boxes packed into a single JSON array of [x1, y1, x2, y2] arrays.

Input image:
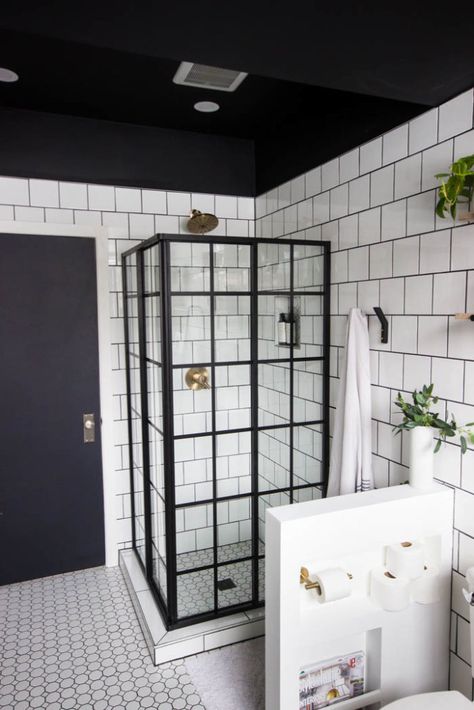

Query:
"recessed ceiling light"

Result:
[[0, 67, 19, 83], [194, 101, 220, 113]]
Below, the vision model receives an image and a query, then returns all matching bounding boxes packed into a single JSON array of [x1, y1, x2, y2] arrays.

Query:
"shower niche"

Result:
[[122, 233, 331, 629]]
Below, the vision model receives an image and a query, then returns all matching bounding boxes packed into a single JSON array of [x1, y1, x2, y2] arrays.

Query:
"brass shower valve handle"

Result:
[[300, 566, 353, 593], [185, 367, 211, 390]]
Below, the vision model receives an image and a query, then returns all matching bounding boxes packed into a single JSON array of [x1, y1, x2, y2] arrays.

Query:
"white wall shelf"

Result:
[[265, 484, 453, 710]]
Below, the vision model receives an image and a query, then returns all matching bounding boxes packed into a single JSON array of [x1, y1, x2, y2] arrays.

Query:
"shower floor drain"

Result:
[[217, 578, 236, 591]]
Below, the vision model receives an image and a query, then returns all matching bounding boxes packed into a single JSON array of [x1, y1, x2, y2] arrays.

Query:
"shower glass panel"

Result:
[[123, 234, 330, 629]]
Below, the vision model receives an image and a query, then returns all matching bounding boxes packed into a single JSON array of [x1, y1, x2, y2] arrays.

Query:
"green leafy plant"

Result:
[[393, 384, 474, 453], [435, 154, 474, 220]]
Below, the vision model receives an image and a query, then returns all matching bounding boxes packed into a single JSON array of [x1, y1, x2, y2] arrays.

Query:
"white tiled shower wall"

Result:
[[255, 88, 474, 697], [0, 178, 255, 554]]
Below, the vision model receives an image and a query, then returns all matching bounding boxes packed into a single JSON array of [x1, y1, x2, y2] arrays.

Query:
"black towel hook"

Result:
[[373, 306, 388, 344]]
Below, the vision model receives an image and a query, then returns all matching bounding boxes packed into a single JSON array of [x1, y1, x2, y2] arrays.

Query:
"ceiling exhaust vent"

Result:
[[173, 61, 247, 92]]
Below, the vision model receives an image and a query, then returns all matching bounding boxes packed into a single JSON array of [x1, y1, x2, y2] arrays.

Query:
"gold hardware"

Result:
[[186, 209, 219, 234], [455, 313, 474, 321], [300, 566, 353, 594], [326, 689, 340, 701], [185, 367, 211, 390]]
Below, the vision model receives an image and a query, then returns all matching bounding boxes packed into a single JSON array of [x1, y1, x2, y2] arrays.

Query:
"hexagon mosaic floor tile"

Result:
[[0, 566, 206, 710]]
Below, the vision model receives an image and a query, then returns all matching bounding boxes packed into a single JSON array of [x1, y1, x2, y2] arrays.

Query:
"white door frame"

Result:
[[0, 220, 120, 566]]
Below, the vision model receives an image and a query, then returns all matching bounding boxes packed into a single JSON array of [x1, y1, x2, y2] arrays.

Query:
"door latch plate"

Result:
[[83, 413, 95, 443]]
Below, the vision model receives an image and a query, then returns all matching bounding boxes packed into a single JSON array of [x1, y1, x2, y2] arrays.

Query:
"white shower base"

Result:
[[119, 549, 265, 665]]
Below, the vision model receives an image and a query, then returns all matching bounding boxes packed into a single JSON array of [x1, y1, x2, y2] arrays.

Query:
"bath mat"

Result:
[[185, 636, 265, 710]]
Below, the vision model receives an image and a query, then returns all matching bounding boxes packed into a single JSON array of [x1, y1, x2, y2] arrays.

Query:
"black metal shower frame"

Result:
[[122, 233, 331, 630]]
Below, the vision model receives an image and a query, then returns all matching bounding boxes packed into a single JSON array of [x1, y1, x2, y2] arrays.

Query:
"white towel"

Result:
[[327, 307, 373, 496]]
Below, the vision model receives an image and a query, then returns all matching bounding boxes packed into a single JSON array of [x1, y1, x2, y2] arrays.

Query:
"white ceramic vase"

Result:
[[409, 427, 435, 490]]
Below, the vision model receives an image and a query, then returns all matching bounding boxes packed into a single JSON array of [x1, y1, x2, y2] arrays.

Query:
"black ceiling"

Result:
[[0, 3, 473, 195]]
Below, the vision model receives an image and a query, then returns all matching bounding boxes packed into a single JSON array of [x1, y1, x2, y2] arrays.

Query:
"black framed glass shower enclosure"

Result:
[[122, 234, 331, 629]]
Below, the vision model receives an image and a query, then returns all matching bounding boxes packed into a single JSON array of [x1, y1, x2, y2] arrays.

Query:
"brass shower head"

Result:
[[186, 209, 219, 234]]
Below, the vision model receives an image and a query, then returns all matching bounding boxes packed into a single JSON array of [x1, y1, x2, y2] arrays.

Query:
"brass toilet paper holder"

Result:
[[185, 367, 211, 390], [300, 566, 353, 594]]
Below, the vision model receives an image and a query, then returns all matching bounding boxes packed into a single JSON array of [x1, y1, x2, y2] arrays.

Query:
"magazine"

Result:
[[299, 650, 365, 709]]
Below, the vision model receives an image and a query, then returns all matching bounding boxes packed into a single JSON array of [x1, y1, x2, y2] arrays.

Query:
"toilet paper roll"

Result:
[[314, 568, 351, 603], [411, 563, 440, 604], [370, 567, 410, 611], [385, 540, 424, 580]]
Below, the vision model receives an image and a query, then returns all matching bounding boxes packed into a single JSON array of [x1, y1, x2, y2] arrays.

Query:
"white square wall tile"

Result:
[[421, 140, 453, 191], [381, 200, 406, 241], [358, 207, 381, 246], [431, 357, 464, 402], [130, 213, 155, 238], [378, 421, 402, 462], [370, 165, 394, 207], [155, 214, 179, 233], [438, 89, 473, 141], [237, 197, 254, 220], [88, 184, 115, 211], [338, 214, 358, 249], [297, 198, 313, 230], [0, 205, 14, 219], [142, 189, 167, 214], [403, 354, 431, 392], [454, 129, 474, 160], [330, 184, 348, 219], [74, 209, 101, 225], [322, 159, 339, 191], [409, 109, 438, 153], [29, 179, 59, 207], [0, 176, 29, 205], [418, 316, 448, 356], [370, 242, 392, 279], [448, 319, 474, 360], [313, 192, 330, 224], [348, 175, 370, 214], [348, 247, 369, 282], [168, 191, 191, 216], [433, 271, 466, 314], [393, 236, 419, 277], [383, 124, 408, 164], [371, 385, 391, 422], [45, 208, 74, 224], [331, 251, 348, 284], [357, 280, 379, 312], [291, 175, 305, 203], [338, 283, 357, 314], [305, 167, 321, 198], [215, 194, 238, 219], [191, 193, 215, 214], [392, 315, 417, 353], [59, 181, 88, 209], [360, 137, 382, 174], [15, 206, 44, 222], [406, 191, 435, 235], [405, 275, 432, 314], [394, 154, 422, 199], [379, 351, 404, 390], [115, 187, 141, 212], [419, 230, 451, 274], [339, 149, 359, 183], [452, 224, 474, 271]]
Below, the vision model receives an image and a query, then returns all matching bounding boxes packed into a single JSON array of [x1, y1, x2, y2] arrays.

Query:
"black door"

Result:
[[0, 233, 105, 585]]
